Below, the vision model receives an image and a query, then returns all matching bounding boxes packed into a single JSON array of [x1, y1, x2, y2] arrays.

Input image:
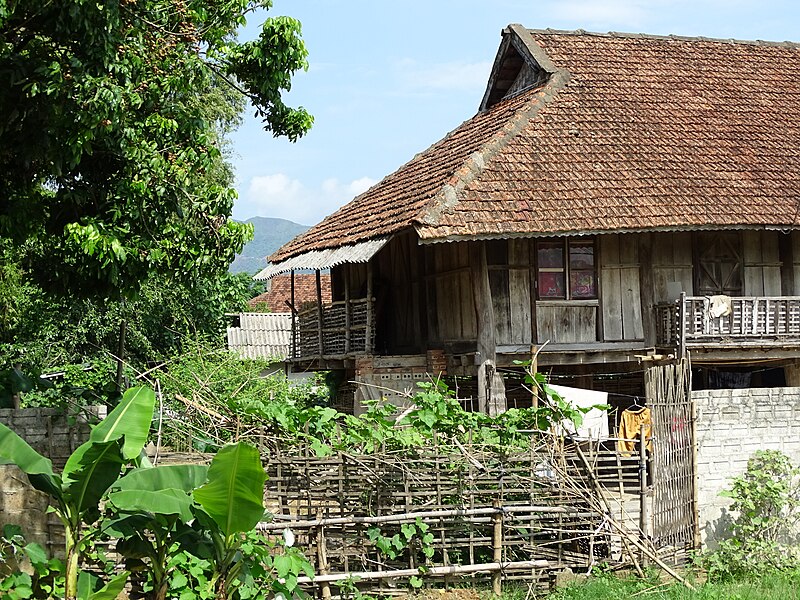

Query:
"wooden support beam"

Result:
[[316, 270, 324, 358], [344, 267, 351, 355], [290, 270, 296, 359], [365, 263, 374, 353], [470, 242, 506, 415]]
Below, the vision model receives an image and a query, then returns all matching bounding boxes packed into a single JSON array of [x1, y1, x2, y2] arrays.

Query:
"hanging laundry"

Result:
[[617, 406, 652, 456], [549, 384, 609, 441], [708, 295, 733, 318]]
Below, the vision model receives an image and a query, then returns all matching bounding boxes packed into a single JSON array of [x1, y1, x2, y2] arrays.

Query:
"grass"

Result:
[[546, 569, 800, 600]]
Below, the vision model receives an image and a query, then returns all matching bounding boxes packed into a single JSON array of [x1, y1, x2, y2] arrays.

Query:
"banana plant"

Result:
[[0, 385, 156, 599], [192, 442, 268, 599], [104, 463, 209, 600]]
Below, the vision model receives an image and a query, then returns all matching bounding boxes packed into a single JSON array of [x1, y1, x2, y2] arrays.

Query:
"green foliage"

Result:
[[0, 0, 312, 297], [0, 385, 155, 596], [367, 517, 435, 567], [702, 450, 800, 582], [0, 524, 65, 599], [549, 567, 800, 600], [157, 340, 328, 451], [1, 268, 257, 382]]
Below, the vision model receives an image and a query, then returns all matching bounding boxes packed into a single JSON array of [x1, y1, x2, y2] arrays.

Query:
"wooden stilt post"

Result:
[[316, 269, 324, 358], [290, 270, 296, 359], [470, 242, 506, 415]]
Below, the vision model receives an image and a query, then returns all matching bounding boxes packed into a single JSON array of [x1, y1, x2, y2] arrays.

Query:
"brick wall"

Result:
[[0, 407, 104, 555], [693, 387, 800, 546]]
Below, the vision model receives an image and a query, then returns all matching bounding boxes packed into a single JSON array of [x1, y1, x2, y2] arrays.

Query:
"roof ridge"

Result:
[[528, 27, 800, 48], [415, 70, 571, 230]]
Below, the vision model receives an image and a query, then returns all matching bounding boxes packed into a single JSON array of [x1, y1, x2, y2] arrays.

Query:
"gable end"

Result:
[[480, 23, 560, 111]]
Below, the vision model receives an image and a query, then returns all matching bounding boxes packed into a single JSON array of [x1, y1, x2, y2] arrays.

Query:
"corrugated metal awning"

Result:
[[226, 313, 292, 360], [254, 237, 390, 280]]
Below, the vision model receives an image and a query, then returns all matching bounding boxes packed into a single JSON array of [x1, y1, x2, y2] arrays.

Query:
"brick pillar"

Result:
[[426, 349, 447, 376]]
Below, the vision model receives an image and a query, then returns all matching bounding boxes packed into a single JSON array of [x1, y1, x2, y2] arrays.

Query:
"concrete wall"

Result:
[[693, 387, 800, 546], [0, 407, 103, 555]]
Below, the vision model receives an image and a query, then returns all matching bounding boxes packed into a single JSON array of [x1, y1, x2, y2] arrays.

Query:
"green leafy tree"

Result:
[[0, 0, 312, 298]]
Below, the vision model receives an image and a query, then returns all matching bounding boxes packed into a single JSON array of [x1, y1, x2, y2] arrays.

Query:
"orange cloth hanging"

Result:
[[617, 406, 652, 456]]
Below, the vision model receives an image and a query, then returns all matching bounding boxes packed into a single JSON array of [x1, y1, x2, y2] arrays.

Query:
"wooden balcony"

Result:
[[293, 297, 375, 360], [655, 295, 800, 353]]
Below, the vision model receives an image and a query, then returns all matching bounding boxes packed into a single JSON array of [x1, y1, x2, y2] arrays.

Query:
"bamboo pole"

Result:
[[258, 505, 590, 530], [296, 560, 550, 585], [639, 422, 649, 565], [316, 515, 332, 600], [492, 500, 503, 596]]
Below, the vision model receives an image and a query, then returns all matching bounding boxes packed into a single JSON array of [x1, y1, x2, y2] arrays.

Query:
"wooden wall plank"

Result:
[[762, 231, 782, 296], [536, 303, 597, 344], [601, 235, 624, 340], [508, 239, 532, 345], [490, 270, 511, 345], [793, 232, 800, 295], [743, 230, 764, 296], [652, 232, 693, 302]]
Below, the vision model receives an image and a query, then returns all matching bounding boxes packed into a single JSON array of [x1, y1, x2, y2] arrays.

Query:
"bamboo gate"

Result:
[[646, 358, 698, 559]]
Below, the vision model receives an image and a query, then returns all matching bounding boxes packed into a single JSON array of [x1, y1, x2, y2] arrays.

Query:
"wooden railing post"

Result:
[[678, 292, 687, 358]]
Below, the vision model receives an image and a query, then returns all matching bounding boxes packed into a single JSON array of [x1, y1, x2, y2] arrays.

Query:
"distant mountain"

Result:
[[229, 217, 309, 274]]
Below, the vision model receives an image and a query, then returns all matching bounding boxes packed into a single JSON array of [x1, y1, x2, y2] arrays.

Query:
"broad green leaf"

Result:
[[87, 570, 129, 600], [23, 542, 48, 567], [116, 535, 153, 560], [0, 422, 61, 497], [112, 464, 208, 493], [108, 488, 194, 522], [90, 385, 155, 459], [193, 442, 266, 537], [62, 440, 123, 519], [274, 554, 291, 578]]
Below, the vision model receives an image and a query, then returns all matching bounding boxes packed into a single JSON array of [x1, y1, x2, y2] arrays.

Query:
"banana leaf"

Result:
[[193, 442, 266, 537], [62, 439, 124, 522], [111, 464, 208, 493], [90, 385, 156, 459], [0, 421, 61, 497], [107, 488, 195, 522]]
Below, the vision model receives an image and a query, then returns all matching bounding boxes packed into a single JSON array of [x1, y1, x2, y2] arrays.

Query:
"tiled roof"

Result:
[[248, 274, 331, 312], [271, 26, 800, 262]]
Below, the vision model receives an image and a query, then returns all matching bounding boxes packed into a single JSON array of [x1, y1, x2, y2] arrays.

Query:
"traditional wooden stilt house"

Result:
[[256, 25, 800, 416]]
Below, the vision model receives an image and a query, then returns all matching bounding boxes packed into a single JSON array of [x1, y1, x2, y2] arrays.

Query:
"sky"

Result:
[[230, 0, 800, 227]]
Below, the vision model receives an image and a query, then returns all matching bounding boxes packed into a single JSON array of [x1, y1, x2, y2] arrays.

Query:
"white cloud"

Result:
[[395, 58, 492, 92], [235, 173, 378, 225]]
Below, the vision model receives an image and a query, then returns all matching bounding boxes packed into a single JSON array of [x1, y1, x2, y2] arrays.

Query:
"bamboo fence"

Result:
[[253, 435, 662, 596]]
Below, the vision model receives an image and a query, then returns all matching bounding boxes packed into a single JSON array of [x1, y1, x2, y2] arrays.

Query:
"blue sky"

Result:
[[231, 0, 800, 226]]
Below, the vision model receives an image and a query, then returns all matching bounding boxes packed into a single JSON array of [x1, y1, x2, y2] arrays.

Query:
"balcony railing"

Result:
[[655, 295, 800, 349], [294, 297, 375, 359]]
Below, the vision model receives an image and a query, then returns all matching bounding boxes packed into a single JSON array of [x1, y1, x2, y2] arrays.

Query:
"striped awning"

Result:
[[253, 237, 390, 280]]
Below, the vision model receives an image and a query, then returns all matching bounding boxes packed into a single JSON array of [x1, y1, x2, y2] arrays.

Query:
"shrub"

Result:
[[703, 450, 800, 581]]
